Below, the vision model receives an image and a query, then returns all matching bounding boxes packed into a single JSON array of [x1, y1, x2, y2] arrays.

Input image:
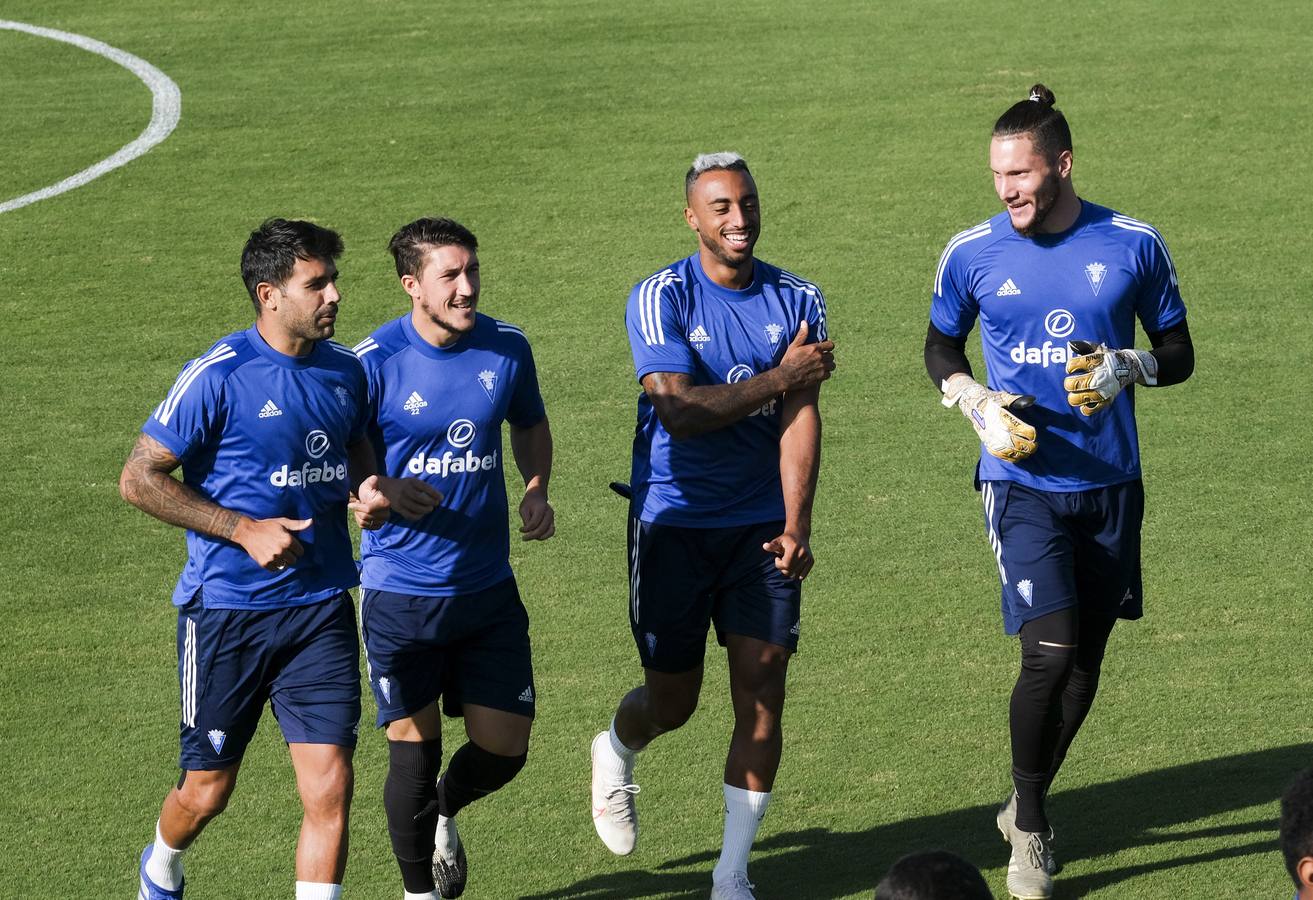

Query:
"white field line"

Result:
[[0, 20, 181, 214]]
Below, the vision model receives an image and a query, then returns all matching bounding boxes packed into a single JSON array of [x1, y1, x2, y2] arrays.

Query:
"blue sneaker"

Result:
[[138, 846, 184, 899]]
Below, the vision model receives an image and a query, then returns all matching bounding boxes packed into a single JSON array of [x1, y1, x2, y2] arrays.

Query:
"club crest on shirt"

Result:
[[477, 369, 497, 402], [764, 322, 784, 346], [688, 325, 712, 350], [334, 386, 351, 409], [1084, 262, 1108, 296], [1016, 578, 1034, 606]]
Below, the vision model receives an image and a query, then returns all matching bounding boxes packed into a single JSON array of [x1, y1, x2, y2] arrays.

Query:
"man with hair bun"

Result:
[[924, 85, 1195, 898], [589, 152, 835, 899]]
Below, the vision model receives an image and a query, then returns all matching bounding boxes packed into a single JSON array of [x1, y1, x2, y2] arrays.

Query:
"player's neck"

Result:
[[410, 309, 463, 348], [254, 318, 316, 357], [698, 249, 754, 290], [1036, 188, 1082, 236]]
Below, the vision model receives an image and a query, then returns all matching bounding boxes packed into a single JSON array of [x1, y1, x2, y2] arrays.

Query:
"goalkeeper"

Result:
[[923, 84, 1194, 899]]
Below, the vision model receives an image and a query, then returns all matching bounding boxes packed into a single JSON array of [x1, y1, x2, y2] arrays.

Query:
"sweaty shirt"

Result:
[[930, 201, 1186, 490], [141, 326, 368, 609], [355, 313, 545, 596], [626, 254, 828, 526]]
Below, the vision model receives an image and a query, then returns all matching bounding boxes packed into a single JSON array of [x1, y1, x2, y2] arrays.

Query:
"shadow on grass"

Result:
[[521, 742, 1307, 899]]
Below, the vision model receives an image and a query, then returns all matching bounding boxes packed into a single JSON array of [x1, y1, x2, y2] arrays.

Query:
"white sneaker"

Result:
[[590, 731, 639, 855], [709, 872, 756, 899], [1006, 830, 1054, 900], [997, 791, 1059, 875]]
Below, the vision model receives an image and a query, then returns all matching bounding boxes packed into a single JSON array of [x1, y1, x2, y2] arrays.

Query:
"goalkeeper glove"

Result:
[[941, 373, 1037, 463], [1064, 340, 1159, 416]]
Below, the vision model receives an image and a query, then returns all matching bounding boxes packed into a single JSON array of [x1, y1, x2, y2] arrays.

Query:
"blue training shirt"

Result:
[[626, 254, 828, 527], [354, 313, 546, 596], [930, 201, 1187, 491], [141, 326, 369, 610]]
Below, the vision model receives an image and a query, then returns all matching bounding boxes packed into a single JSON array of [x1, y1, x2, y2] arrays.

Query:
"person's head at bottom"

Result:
[[1281, 768, 1313, 898], [874, 849, 991, 900]]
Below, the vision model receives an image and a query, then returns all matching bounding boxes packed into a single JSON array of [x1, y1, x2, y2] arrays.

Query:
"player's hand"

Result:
[[232, 516, 311, 571], [364, 475, 443, 522], [762, 530, 814, 580], [518, 487, 555, 541], [941, 373, 1037, 463], [776, 321, 836, 391], [1064, 341, 1158, 416]]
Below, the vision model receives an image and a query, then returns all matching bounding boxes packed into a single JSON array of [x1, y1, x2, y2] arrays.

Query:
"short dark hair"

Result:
[[1281, 768, 1313, 887], [240, 218, 343, 311], [685, 151, 752, 200], [874, 850, 992, 900], [992, 83, 1073, 161], [388, 217, 479, 279]]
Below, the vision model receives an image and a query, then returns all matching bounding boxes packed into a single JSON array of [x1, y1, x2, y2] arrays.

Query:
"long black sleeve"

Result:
[[924, 322, 972, 388], [1145, 319, 1194, 386]]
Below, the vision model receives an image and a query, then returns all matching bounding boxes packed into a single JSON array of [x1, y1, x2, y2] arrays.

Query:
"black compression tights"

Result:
[[1009, 605, 1118, 833]]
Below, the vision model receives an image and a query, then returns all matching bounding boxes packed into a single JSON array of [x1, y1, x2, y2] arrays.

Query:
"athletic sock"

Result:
[[385, 739, 443, 894], [146, 821, 185, 890], [438, 741, 527, 819], [294, 883, 341, 900], [711, 784, 770, 885], [403, 892, 439, 900], [435, 814, 458, 861], [1012, 767, 1049, 833], [597, 718, 637, 781]]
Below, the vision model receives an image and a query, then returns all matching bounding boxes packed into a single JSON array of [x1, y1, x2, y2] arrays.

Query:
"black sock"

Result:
[[438, 741, 527, 819], [385, 739, 442, 893]]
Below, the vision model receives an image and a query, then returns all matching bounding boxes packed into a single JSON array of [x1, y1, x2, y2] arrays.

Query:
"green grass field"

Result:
[[2, 1, 1311, 897]]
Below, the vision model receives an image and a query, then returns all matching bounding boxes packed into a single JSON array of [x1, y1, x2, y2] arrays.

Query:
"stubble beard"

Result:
[[421, 295, 477, 336], [1015, 170, 1062, 238], [700, 229, 755, 270]]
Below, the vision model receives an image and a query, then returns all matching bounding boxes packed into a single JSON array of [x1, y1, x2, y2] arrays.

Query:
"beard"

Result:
[[420, 295, 478, 335], [699, 228, 756, 269], [1015, 169, 1062, 237]]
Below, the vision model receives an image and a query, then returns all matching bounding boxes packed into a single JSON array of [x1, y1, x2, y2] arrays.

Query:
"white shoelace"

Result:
[[604, 782, 640, 822]]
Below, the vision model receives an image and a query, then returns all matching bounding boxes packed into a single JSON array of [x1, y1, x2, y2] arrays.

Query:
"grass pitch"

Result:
[[1, 1, 1310, 897]]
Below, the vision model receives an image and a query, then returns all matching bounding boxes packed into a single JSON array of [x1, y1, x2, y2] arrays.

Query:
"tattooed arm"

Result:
[[119, 433, 310, 570]]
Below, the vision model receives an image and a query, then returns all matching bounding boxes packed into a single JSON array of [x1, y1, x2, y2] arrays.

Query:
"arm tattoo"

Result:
[[643, 371, 783, 439], [120, 435, 242, 540]]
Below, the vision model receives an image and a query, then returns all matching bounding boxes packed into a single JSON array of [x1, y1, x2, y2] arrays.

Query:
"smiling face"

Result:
[[257, 255, 341, 354], [684, 167, 760, 286], [990, 133, 1074, 237], [403, 243, 480, 347]]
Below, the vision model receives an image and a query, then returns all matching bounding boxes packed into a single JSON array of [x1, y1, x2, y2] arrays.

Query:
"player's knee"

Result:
[[649, 691, 698, 732], [301, 760, 354, 820], [177, 770, 237, 820], [1019, 638, 1076, 691]]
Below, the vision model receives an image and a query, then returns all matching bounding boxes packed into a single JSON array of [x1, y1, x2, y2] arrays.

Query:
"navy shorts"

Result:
[[361, 577, 535, 727], [176, 591, 360, 770], [981, 479, 1144, 635], [628, 517, 802, 673]]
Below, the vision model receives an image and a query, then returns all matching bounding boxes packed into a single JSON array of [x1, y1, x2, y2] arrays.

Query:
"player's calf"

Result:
[[384, 739, 443, 895]]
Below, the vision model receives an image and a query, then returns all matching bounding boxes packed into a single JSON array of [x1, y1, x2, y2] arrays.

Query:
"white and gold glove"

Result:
[[941, 373, 1037, 463], [1064, 340, 1159, 416]]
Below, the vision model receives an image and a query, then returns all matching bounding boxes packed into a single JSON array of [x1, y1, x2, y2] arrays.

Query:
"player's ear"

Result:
[[255, 281, 279, 313], [683, 205, 699, 232], [1298, 856, 1313, 888], [400, 273, 422, 301], [1055, 149, 1073, 179]]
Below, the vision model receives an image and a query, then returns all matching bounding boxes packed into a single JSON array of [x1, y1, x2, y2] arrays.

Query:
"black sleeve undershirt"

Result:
[[924, 318, 1194, 390]]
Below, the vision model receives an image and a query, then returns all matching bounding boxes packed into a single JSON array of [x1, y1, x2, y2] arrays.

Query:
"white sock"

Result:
[[403, 891, 439, 900], [145, 821, 185, 890], [602, 718, 637, 779], [712, 784, 770, 885], [294, 883, 341, 900], [434, 814, 459, 861]]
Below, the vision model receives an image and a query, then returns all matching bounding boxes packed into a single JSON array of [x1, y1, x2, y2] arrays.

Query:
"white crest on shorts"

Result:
[[1084, 262, 1108, 296], [477, 369, 497, 402], [645, 632, 658, 656], [207, 729, 226, 754], [378, 676, 392, 702], [1016, 578, 1034, 606]]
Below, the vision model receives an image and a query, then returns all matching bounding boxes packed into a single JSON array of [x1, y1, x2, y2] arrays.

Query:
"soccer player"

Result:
[[1280, 768, 1313, 899], [925, 85, 1195, 899], [121, 218, 438, 900], [353, 217, 554, 900], [589, 152, 835, 900]]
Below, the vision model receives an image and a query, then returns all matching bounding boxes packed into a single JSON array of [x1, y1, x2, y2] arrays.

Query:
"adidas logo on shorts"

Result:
[[518, 686, 534, 703]]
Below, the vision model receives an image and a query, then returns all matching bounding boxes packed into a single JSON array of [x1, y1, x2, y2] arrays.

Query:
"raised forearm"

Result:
[[644, 370, 786, 440], [510, 417, 553, 492], [119, 435, 241, 539], [779, 388, 820, 536]]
